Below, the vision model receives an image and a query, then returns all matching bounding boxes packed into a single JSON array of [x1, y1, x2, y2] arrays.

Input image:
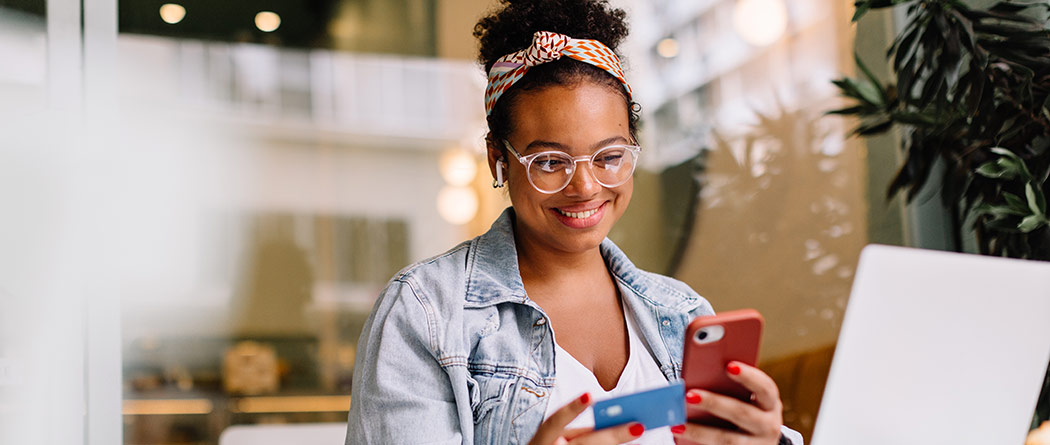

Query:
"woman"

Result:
[[347, 1, 801, 443]]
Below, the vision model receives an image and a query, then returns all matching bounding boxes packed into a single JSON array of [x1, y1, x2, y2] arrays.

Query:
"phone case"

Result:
[[681, 309, 763, 429]]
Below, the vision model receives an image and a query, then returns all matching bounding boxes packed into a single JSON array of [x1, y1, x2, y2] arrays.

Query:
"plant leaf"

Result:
[[974, 202, 1027, 217], [856, 119, 894, 136], [989, 2, 1037, 14], [852, 2, 871, 22], [854, 53, 886, 102], [988, 216, 1024, 232], [1026, 183, 1047, 215], [989, 147, 1032, 179], [1042, 94, 1050, 122], [892, 111, 941, 126], [990, 146, 1019, 159], [976, 161, 1008, 178], [996, 157, 1023, 179], [826, 105, 867, 116], [1004, 192, 1028, 212], [1018, 214, 1046, 233]]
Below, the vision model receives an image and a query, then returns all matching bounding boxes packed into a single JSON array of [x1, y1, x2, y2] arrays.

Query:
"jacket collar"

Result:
[[464, 208, 529, 307], [464, 207, 699, 311]]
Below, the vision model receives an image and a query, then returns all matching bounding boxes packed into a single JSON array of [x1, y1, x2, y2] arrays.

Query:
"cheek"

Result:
[[506, 177, 538, 209], [616, 180, 634, 204]]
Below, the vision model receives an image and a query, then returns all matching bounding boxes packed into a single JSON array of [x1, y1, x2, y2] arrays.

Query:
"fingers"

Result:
[[530, 393, 592, 445], [560, 427, 593, 441], [684, 388, 776, 436], [568, 422, 644, 445], [672, 421, 768, 445], [684, 388, 782, 438], [725, 361, 781, 411]]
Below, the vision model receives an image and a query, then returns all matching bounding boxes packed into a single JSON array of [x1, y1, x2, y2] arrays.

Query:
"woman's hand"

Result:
[[672, 361, 784, 445], [529, 393, 646, 445]]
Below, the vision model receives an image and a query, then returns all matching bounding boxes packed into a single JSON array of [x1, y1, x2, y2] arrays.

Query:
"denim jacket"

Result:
[[346, 209, 801, 444]]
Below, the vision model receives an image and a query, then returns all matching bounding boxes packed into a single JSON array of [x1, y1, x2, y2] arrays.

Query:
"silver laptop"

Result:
[[811, 244, 1050, 445]]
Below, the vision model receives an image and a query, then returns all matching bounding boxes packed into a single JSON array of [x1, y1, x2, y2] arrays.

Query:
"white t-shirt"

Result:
[[542, 301, 674, 444]]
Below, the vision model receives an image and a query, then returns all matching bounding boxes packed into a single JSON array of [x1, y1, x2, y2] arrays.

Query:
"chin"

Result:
[[554, 224, 613, 252]]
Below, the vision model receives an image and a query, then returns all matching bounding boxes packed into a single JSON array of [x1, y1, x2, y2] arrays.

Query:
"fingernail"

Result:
[[685, 391, 702, 404], [671, 424, 686, 434], [577, 392, 590, 404], [629, 423, 645, 437], [727, 363, 741, 375]]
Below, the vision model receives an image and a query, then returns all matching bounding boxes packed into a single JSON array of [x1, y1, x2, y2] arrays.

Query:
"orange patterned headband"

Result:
[[484, 31, 633, 116]]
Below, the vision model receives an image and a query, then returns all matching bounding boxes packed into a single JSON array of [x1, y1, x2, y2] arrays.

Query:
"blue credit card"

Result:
[[593, 381, 685, 430]]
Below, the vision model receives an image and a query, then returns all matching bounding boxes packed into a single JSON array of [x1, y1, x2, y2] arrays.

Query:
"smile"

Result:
[[550, 203, 608, 229], [556, 208, 600, 219]]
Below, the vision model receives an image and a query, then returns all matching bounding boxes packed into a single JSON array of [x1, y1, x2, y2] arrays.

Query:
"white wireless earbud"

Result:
[[494, 160, 505, 187]]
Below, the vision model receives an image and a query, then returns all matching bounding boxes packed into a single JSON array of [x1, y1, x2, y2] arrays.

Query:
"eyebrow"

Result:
[[523, 136, 630, 153]]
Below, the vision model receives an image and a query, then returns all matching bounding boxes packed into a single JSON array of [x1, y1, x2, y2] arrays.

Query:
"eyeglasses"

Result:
[[502, 140, 641, 194]]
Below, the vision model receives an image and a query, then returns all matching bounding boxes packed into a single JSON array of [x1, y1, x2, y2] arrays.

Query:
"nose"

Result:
[[562, 160, 602, 197]]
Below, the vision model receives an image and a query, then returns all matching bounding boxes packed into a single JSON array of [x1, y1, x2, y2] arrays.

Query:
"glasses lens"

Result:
[[528, 152, 574, 192], [591, 146, 637, 187]]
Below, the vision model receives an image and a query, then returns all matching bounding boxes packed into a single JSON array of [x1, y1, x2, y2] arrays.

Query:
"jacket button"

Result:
[[662, 319, 671, 326], [534, 318, 547, 326]]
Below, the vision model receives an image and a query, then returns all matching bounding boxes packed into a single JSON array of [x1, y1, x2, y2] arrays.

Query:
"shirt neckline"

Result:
[[551, 300, 643, 394]]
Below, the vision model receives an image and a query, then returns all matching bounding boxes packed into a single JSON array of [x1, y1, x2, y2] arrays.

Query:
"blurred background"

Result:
[[0, 0, 929, 443]]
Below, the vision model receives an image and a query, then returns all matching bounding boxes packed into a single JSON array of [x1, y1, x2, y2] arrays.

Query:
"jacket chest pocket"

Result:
[[467, 373, 515, 443]]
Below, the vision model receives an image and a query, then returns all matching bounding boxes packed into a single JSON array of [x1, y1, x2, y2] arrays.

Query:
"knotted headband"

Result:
[[484, 31, 633, 116]]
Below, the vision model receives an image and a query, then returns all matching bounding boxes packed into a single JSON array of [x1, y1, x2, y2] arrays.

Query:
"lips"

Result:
[[551, 202, 607, 229], [555, 207, 600, 219]]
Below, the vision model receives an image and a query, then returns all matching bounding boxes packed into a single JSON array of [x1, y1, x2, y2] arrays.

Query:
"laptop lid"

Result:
[[811, 244, 1050, 445]]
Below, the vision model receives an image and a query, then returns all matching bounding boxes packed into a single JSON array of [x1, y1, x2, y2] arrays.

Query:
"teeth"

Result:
[[558, 208, 599, 219]]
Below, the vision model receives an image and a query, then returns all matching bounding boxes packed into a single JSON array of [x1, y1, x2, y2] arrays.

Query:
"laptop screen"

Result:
[[811, 245, 1050, 445]]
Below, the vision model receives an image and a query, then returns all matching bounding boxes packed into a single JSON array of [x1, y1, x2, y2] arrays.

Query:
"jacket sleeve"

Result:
[[780, 426, 805, 444], [346, 278, 464, 444]]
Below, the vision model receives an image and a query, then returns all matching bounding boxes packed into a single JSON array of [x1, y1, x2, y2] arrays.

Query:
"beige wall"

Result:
[[437, 0, 498, 60]]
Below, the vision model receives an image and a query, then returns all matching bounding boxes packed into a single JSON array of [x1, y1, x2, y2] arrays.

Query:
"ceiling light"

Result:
[[255, 11, 281, 33], [733, 0, 788, 47], [159, 4, 186, 25], [440, 149, 478, 187], [437, 186, 478, 225], [657, 38, 679, 58]]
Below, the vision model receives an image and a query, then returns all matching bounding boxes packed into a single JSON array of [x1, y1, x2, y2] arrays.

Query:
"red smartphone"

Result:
[[681, 309, 764, 429]]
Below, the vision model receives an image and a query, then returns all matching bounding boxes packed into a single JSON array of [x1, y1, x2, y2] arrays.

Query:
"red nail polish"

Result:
[[578, 392, 590, 404], [685, 391, 702, 404], [671, 424, 686, 434], [629, 423, 645, 437], [727, 363, 741, 375]]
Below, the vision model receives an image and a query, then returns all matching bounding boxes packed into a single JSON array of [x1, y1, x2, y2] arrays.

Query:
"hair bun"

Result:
[[474, 0, 629, 72]]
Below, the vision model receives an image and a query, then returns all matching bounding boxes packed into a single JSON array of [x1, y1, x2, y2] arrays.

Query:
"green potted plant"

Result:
[[829, 0, 1050, 427]]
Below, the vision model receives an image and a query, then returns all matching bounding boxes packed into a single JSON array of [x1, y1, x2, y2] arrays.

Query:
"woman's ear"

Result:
[[485, 135, 505, 187]]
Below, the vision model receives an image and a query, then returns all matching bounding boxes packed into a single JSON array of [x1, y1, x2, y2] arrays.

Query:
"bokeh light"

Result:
[[732, 0, 788, 47], [439, 148, 478, 187], [159, 4, 186, 25], [437, 186, 478, 225], [255, 11, 281, 33], [657, 38, 679, 58]]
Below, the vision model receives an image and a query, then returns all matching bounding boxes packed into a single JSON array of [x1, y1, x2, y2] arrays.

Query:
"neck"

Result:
[[513, 227, 608, 287]]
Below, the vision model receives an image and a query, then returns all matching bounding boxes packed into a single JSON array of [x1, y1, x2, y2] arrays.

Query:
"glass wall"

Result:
[[1, 0, 900, 444], [112, 34, 485, 443], [621, 0, 865, 440], [1, 0, 107, 444]]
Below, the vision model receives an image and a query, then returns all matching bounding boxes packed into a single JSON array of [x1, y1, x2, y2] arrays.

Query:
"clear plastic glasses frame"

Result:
[[502, 139, 641, 194]]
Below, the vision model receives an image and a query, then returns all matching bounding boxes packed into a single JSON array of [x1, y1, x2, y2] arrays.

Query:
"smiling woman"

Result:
[[343, 0, 802, 444], [497, 82, 636, 258]]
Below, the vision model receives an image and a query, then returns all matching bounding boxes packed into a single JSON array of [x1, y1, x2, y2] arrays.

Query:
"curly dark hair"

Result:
[[474, 0, 640, 146]]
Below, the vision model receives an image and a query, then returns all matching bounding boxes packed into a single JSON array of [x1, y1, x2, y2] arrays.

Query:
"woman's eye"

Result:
[[596, 153, 624, 166], [535, 157, 567, 172]]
